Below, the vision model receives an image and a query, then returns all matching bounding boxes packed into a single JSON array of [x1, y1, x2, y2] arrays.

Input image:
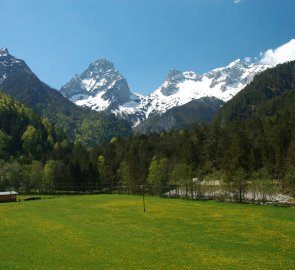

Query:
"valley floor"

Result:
[[0, 195, 294, 269]]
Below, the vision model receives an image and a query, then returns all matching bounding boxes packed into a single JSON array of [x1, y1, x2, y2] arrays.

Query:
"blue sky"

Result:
[[1, 0, 295, 95]]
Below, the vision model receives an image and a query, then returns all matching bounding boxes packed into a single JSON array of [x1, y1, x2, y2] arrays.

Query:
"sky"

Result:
[[1, 0, 295, 95]]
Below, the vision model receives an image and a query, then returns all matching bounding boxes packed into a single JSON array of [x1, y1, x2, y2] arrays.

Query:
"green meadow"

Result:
[[0, 195, 294, 270]]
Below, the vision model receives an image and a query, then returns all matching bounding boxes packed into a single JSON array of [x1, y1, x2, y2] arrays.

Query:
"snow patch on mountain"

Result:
[[75, 91, 110, 111]]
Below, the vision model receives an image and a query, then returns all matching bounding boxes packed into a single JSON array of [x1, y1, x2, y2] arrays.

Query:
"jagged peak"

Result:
[[227, 58, 242, 67], [0, 48, 9, 57], [88, 58, 115, 72], [166, 69, 183, 80], [183, 71, 201, 81], [0, 48, 29, 73], [209, 59, 250, 75], [226, 58, 254, 69]]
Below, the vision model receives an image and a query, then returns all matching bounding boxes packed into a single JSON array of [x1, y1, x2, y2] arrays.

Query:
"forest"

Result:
[[0, 61, 295, 202]]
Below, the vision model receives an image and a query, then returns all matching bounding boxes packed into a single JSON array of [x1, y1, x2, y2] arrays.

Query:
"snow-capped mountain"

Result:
[[60, 58, 269, 126], [60, 59, 134, 111], [144, 59, 269, 115]]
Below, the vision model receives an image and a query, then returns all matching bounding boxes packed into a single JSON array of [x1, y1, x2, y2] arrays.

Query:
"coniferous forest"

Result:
[[0, 61, 295, 202]]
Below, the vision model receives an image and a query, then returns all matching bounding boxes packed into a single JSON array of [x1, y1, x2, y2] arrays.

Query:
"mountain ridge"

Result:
[[60, 57, 269, 126]]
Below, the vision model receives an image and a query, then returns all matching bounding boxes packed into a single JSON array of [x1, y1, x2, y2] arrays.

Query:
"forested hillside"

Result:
[[0, 91, 62, 161], [0, 91, 101, 192]]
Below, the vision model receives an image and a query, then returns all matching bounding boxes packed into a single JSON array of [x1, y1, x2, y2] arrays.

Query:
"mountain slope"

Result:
[[0, 48, 132, 147], [214, 60, 295, 125], [134, 97, 224, 134], [60, 58, 268, 127]]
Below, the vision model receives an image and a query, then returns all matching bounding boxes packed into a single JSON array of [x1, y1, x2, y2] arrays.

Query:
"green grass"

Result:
[[0, 195, 294, 270]]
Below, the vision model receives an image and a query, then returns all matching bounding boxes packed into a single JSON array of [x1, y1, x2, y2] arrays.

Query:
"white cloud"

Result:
[[260, 39, 295, 66], [244, 56, 251, 63], [234, 0, 241, 4]]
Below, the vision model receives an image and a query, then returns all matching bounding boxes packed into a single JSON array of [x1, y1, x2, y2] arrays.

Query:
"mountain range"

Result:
[[60, 56, 269, 129], [0, 46, 291, 139]]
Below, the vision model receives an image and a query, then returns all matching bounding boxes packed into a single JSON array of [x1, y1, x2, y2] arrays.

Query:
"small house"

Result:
[[0, 191, 18, 202]]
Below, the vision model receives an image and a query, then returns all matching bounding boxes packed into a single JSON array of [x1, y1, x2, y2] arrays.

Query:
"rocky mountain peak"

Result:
[[0, 48, 31, 83], [204, 59, 268, 93], [88, 58, 116, 73], [227, 58, 243, 67], [0, 48, 9, 57], [159, 70, 185, 96], [80, 59, 120, 81], [60, 58, 131, 110], [167, 69, 184, 80]]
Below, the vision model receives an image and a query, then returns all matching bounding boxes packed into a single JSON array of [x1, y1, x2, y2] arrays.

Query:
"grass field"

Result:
[[0, 195, 294, 269]]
